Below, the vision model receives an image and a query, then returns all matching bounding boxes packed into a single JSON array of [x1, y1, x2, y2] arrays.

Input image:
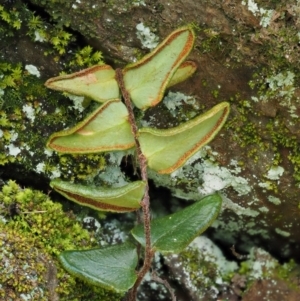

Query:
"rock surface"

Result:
[[1, 0, 300, 300]]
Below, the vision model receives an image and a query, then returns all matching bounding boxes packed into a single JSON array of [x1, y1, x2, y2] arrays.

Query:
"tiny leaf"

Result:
[[139, 102, 230, 174], [45, 65, 119, 103], [50, 179, 146, 212], [167, 61, 197, 88], [131, 194, 222, 253], [47, 99, 135, 154], [59, 242, 138, 292], [123, 27, 195, 110]]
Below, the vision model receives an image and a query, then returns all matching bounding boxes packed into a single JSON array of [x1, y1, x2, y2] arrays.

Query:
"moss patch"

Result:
[[0, 180, 122, 300]]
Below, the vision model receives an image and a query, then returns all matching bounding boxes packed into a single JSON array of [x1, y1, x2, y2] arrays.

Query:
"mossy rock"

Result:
[[0, 180, 122, 301], [1, 0, 300, 292]]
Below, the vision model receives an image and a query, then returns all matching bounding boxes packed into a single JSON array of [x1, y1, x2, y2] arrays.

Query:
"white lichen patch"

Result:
[[132, 0, 146, 6], [98, 165, 128, 187], [258, 181, 273, 190], [44, 149, 53, 157], [35, 159, 61, 178], [98, 151, 135, 186], [194, 148, 251, 196], [50, 167, 61, 179], [245, 247, 277, 279], [25, 64, 40, 77], [266, 166, 284, 180], [35, 162, 45, 174], [267, 195, 281, 205], [22, 104, 36, 123], [4, 130, 22, 156], [149, 146, 251, 200], [267, 71, 295, 99], [197, 159, 251, 196], [242, 0, 274, 27], [34, 30, 46, 42], [163, 91, 199, 118], [108, 151, 130, 165], [136, 22, 159, 49], [6, 144, 21, 156], [254, 71, 296, 115], [67, 93, 85, 112], [221, 194, 259, 217], [275, 228, 291, 237], [259, 206, 269, 213], [24, 144, 34, 156]]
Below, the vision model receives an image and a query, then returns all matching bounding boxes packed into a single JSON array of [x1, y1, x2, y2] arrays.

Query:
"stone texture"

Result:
[[1, 0, 300, 299]]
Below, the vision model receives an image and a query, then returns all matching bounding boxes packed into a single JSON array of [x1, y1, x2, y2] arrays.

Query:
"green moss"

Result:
[[281, 264, 300, 291], [0, 2, 104, 69], [0, 180, 122, 300], [179, 248, 219, 288], [237, 249, 300, 293], [0, 2, 73, 56], [197, 27, 223, 54], [170, 239, 237, 300], [57, 153, 107, 181], [0, 228, 51, 300], [225, 97, 265, 162], [225, 92, 300, 183], [0, 0, 106, 180], [29, 0, 103, 40], [67, 46, 103, 68]]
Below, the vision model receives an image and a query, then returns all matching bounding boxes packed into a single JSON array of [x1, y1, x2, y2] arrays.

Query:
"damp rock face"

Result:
[[1, 0, 300, 299]]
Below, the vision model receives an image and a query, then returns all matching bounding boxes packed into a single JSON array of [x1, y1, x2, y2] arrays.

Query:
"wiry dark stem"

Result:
[[116, 69, 154, 300], [151, 271, 177, 301]]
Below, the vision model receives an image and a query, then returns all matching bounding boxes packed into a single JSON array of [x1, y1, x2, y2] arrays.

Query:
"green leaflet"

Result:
[[59, 242, 138, 292], [50, 179, 146, 212], [47, 99, 135, 154], [45, 65, 119, 103], [44, 29, 196, 109], [167, 61, 197, 88], [122, 27, 195, 110], [139, 102, 230, 174], [131, 194, 222, 253]]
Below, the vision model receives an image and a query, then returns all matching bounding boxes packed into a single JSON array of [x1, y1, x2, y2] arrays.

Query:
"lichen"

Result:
[[136, 22, 159, 50], [148, 145, 251, 200], [238, 247, 300, 293], [242, 0, 274, 28], [165, 236, 238, 300]]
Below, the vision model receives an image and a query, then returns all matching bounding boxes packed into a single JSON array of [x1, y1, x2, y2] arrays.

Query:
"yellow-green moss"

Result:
[[225, 93, 300, 184], [0, 228, 51, 300], [57, 154, 107, 182], [0, 180, 122, 300], [0, 1, 106, 180], [0, 3, 114, 247]]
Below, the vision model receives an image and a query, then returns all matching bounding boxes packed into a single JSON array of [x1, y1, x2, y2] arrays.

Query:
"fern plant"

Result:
[[45, 26, 230, 300]]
